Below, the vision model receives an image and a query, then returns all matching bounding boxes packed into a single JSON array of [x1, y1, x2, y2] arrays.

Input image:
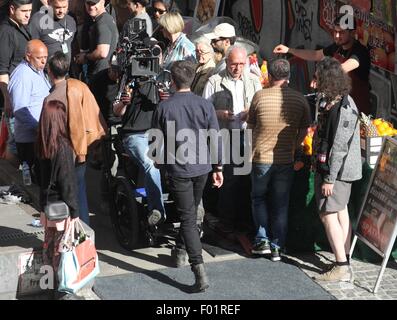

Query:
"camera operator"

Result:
[[112, 80, 165, 226]]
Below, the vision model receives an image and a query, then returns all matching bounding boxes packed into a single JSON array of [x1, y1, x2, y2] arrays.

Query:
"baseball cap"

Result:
[[204, 23, 236, 40], [86, 0, 101, 4]]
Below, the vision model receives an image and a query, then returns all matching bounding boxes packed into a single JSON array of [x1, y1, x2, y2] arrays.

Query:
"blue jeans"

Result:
[[251, 163, 294, 249], [75, 162, 90, 225], [123, 133, 165, 215]]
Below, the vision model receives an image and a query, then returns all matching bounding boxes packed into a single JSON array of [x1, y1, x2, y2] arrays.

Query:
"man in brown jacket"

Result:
[[46, 51, 107, 225]]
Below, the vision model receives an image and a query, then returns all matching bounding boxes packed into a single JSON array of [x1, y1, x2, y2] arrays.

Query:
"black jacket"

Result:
[[121, 88, 158, 134], [0, 18, 31, 75], [39, 140, 79, 219]]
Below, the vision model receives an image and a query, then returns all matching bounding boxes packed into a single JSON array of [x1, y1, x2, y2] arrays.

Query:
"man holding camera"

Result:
[[113, 79, 165, 226]]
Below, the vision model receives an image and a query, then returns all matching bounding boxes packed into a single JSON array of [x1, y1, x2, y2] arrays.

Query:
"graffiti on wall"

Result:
[[249, 0, 263, 33], [230, 0, 396, 119], [294, 0, 314, 41], [238, 12, 261, 45]]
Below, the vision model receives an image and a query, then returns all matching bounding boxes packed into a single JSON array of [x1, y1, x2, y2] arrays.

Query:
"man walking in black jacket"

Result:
[[152, 60, 223, 292]]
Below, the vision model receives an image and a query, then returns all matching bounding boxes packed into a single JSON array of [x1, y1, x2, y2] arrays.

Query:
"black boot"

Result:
[[171, 247, 187, 268], [191, 263, 209, 293], [54, 291, 84, 300]]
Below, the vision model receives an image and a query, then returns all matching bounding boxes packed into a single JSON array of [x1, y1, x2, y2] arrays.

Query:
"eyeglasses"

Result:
[[195, 50, 211, 55], [154, 8, 167, 14], [229, 63, 245, 67]]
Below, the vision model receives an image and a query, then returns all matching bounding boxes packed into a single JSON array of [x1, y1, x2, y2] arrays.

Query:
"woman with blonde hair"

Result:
[[158, 11, 196, 72], [191, 37, 215, 96]]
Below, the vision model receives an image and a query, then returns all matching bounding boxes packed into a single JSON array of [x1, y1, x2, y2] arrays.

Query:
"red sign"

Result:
[[249, 0, 263, 33]]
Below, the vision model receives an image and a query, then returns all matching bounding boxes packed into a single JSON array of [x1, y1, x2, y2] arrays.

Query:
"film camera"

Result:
[[115, 19, 163, 104]]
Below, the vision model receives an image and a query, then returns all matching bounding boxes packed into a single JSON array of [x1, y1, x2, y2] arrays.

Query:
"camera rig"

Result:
[[115, 18, 163, 104]]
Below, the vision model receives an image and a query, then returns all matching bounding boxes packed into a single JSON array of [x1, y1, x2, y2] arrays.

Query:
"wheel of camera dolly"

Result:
[[111, 176, 141, 250]]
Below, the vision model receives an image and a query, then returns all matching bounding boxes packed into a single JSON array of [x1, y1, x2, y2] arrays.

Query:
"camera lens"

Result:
[[151, 46, 161, 57]]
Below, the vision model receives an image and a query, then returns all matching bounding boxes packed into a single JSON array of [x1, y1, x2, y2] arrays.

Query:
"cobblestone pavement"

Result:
[[285, 251, 397, 300]]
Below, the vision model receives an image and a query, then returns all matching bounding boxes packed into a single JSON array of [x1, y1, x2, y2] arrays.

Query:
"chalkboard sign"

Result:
[[355, 137, 397, 257]]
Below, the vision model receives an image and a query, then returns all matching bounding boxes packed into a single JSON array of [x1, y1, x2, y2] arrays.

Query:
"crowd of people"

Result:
[[0, 0, 370, 296]]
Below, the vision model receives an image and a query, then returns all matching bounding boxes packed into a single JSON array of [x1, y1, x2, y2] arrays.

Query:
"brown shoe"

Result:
[[314, 264, 353, 282]]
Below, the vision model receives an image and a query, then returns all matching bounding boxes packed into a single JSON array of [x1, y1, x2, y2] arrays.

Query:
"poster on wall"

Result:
[[348, 0, 372, 12], [320, 0, 396, 74], [371, 0, 394, 26], [193, 0, 222, 25]]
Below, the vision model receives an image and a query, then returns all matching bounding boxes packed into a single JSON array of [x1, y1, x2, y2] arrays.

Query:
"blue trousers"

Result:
[[251, 163, 294, 249]]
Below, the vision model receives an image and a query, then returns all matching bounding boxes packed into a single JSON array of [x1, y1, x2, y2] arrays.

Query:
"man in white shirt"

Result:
[[202, 46, 261, 233]]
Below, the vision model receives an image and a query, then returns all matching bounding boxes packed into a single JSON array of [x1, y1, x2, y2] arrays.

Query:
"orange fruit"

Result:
[[373, 118, 382, 126]]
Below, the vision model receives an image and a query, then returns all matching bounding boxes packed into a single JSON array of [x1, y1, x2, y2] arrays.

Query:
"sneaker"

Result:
[[270, 247, 281, 262], [171, 247, 187, 268], [148, 209, 162, 226], [251, 240, 271, 255], [313, 264, 354, 282]]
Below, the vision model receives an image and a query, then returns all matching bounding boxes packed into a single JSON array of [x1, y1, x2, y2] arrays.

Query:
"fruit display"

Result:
[[372, 118, 397, 137], [360, 113, 379, 137], [248, 54, 269, 88], [302, 126, 316, 156], [360, 113, 397, 137]]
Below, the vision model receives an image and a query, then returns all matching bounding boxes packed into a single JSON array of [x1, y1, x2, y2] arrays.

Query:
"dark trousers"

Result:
[[168, 174, 208, 266], [16, 142, 35, 168], [75, 162, 89, 225]]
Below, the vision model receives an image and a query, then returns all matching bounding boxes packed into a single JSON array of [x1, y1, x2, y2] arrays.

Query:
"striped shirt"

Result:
[[248, 87, 310, 164]]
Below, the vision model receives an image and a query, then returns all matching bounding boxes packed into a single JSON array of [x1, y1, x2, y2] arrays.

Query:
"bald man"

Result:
[[202, 46, 261, 234], [8, 39, 51, 172]]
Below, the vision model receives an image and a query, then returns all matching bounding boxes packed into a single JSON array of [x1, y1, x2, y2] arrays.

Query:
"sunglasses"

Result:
[[154, 8, 167, 14]]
